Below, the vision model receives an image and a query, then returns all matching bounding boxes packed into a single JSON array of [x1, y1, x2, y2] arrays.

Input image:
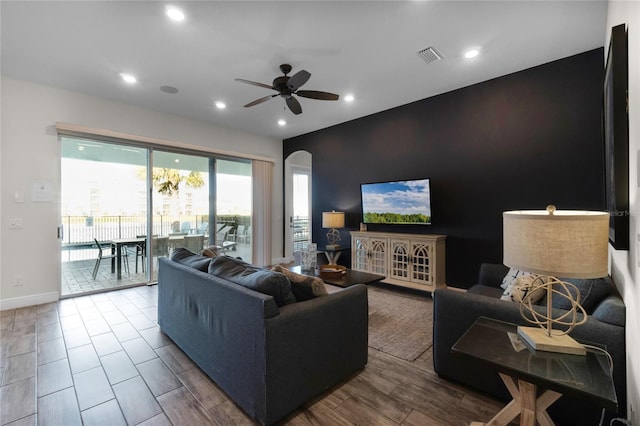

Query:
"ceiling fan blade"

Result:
[[287, 70, 311, 91], [286, 96, 302, 115], [296, 90, 339, 101], [235, 79, 273, 90], [244, 94, 277, 108]]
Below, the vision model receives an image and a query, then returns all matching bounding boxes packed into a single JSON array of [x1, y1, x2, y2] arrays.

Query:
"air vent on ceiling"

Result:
[[417, 46, 444, 64]]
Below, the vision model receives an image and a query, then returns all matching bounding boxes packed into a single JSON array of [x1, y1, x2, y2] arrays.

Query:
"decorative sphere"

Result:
[[520, 276, 587, 335]]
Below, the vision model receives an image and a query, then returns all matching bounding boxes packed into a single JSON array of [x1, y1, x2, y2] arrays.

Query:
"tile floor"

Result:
[[61, 244, 251, 297], [0, 283, 507, 426]]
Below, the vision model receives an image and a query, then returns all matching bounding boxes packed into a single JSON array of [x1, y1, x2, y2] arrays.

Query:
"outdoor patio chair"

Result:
[[238, 225, 251, 244], [229, 225, 246, 242], [92, 238, 128, 279], [134, 235, 147, 273]]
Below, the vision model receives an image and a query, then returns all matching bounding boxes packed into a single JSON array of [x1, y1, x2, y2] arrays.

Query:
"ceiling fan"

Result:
[[235, 64, 339, 115]]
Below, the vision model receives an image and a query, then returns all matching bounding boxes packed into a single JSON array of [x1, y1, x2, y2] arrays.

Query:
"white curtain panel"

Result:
[[252, 159, 273, 266]]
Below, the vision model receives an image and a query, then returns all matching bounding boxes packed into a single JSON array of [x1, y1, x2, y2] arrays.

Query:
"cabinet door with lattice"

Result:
[[389, 239, 411, 282], [368, 237, 388, 276], [409, 240, 433, 285], [352, 236, 371, 271]]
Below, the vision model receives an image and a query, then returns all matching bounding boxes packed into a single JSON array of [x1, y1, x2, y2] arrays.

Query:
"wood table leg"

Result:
[[535, 390, 562, 426], [473, 373, 562, 426], [519, 380, 536, 426]]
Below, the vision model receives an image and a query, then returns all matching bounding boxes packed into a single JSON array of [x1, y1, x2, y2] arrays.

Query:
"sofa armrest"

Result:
[[263, 284, 368, 424], [478, 263, 509, 288]]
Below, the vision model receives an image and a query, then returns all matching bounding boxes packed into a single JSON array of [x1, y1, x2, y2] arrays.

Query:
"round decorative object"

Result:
[[519, 275, 587, 336], [318, 264, 346, 278], [326, 228, 341, 246]]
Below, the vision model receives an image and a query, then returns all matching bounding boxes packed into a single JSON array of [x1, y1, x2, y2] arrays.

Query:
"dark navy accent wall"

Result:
[[284, 48, 605, 287]]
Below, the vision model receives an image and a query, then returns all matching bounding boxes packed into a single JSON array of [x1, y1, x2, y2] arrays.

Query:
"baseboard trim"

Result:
[[0, 291, 60, 310]]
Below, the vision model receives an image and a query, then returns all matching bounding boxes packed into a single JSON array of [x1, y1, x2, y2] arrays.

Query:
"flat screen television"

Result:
[[361, 178, 431, 225]]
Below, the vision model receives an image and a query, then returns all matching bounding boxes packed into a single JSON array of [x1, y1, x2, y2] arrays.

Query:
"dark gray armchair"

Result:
[[433, 263, 626, 426]]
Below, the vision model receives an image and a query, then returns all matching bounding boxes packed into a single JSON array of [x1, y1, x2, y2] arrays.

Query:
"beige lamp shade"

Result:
[[503, 209, 609, 279], [322, 211, 345, 229]]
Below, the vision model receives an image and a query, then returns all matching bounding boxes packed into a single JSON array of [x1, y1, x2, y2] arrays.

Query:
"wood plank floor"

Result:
[[0, 284, 509, 425]]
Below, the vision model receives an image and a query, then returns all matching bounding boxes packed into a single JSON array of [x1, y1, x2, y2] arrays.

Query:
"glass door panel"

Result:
[[60, 137, 148, 297], [216, 159, 252, 263], [150, 151, 211, 281], [292, 168, 311, 257]]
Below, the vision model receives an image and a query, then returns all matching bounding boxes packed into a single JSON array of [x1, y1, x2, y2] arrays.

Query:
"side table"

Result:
[[317, 246, 348, 265], [452, 317, 617, 426]]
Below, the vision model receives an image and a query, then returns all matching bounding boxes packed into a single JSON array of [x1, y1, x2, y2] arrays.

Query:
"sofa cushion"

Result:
[[170, 247, 212, 272], [208, 256, 297, 307], [500, 275, 546, 303], [271, 264, 328, 301], [540, 277, 612, 313], [500, 268, 531, 290]]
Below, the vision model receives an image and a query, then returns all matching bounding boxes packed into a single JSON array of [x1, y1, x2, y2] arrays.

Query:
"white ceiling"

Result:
[[1, 1, 608, 140]]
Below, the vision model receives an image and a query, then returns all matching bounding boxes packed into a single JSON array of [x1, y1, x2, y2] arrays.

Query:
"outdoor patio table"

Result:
[[110, 237, 145, 279]]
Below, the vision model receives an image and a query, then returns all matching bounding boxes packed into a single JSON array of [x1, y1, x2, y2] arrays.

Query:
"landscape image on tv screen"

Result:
[[361, 178, 431, 224]]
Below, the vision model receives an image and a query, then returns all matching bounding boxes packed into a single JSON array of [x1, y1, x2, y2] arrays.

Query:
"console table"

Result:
[[452, 317, 617, 426], [350, 231, 446, 292]]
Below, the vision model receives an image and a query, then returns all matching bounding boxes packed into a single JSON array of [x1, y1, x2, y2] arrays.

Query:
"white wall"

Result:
[[606, 2, 640, 424], [0, 76, 285, 309]]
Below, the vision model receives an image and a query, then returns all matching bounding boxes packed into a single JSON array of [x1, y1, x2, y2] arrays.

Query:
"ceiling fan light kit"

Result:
[[235, 64, 339, 115]]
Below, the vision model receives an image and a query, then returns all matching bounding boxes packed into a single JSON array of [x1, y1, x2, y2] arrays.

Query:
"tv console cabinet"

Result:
[[350, 231, 446, 292]]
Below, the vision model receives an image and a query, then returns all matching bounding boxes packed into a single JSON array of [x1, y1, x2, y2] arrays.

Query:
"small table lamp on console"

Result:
[[322, 211, 345, 250], [503, 205, 609, 355]]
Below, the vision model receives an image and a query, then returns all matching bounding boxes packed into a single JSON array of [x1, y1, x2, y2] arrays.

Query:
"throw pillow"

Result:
[[169, 247, 212, 272], [500, 275, 546, 304], [271, 264, 328, 301], [500, 268, 531, 290], [201, 245, 221, 258], [208, 256, 297, 307]]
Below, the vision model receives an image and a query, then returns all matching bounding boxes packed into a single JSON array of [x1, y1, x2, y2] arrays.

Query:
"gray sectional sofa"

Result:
[[157, 252, 368, 425], [433, 263, 626, 426]]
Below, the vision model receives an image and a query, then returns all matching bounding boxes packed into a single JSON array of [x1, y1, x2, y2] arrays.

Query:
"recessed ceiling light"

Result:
[[175, 159, 180, 163], [120, 73, 137, 84], [166, 7, 185, 22], [215, 101, 226, 109], [278, 119, 286, 126], [464, 48, 480, 59], [344, 94, 355, 102]]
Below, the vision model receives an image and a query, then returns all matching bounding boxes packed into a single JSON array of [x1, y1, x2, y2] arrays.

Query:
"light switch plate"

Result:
[[9, 218, 23, 229]]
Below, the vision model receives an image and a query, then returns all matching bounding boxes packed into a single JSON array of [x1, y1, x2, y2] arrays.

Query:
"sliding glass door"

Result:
[[61, 137, 149, 296], [61, 136, 253, 296]]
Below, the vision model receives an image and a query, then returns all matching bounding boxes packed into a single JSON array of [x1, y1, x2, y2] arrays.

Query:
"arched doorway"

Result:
[[284, 151, 312, 262]]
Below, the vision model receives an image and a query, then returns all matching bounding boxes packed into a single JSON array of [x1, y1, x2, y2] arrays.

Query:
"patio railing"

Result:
[[293, 216, 310, 251], [61, 215, 246, 246]]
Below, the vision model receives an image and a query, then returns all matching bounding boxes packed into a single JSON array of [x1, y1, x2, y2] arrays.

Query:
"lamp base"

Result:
[[517, 326, 586, 356], [325, 244, 341, 250]]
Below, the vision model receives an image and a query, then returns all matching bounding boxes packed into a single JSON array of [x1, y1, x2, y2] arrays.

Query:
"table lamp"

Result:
[[322, 211, 345, 249], [503, 206, 609, 355]]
